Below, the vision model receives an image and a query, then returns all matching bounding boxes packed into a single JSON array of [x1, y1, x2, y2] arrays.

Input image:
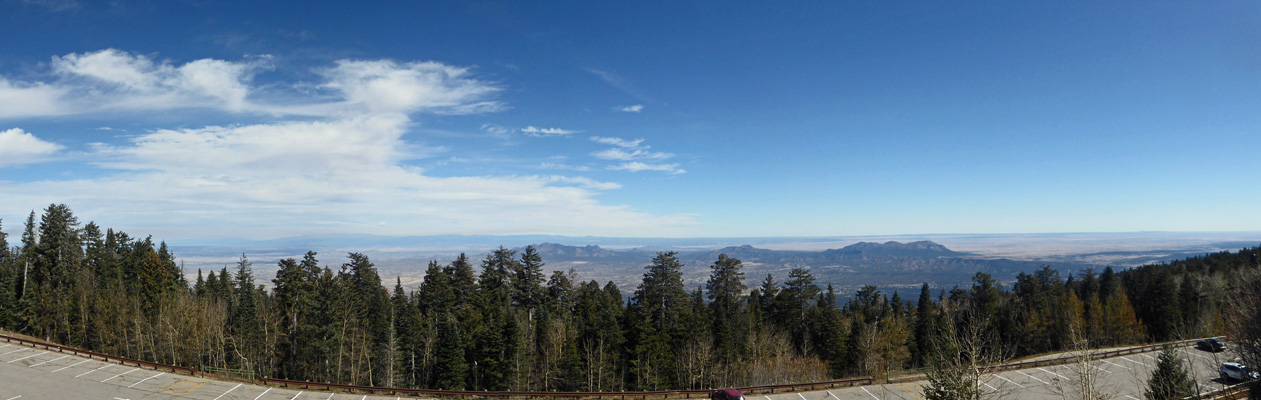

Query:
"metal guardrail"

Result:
[[0, 332, 197, 375], [201, 364, 256, 380], [1194, 381, 1252, 400]]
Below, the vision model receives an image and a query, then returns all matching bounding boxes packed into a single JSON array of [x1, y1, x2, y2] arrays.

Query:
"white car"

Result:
[[1220, 362, 1258, 382]]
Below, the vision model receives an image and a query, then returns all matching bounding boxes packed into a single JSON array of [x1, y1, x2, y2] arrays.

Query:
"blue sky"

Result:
[[0, 1, 1258, 240]]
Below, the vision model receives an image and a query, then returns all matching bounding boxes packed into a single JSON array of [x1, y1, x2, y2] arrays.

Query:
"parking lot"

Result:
[[772, 343, 1241, 400], [0, 339, 1244, 400], [0, 342, 420, 400]]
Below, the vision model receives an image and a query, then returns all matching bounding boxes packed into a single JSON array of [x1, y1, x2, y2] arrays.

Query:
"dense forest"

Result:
[[0, 205, 1253, 391]]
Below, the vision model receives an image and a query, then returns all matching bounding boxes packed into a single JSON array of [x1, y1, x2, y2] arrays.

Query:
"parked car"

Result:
[[712, 389, 744, 400], [1198, 338, 1227, 352], [1220, 362, 1258, 382]]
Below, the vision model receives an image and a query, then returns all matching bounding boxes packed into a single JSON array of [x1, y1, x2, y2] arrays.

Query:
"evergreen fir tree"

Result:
[[1143, 346, 1194, 400], [230, 254, 259, 370], [913, 283, 934, 367], [435, 313, 468, 390]]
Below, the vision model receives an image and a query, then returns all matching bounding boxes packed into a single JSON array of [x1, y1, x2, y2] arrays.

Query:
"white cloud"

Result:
[[521, 126, 577, 137], [0, 128, 63, 167], [590, 136, 644, 148], [592, 148, 674, 161], [540, 175, 621, 190], [0, 49, 697, 238], [480, 123, 512, 139], [318, 59, 502, 115], [609, 162, 685, 174], [538, 162, 591, 172], [0, 79, 69, 118], [46, 49, 263, 113], [617, 104, 644, 113], [93, 114, 413, 174], [0, 49, 501, 119], [0, 116, 690, 238], [587, 136, 683, 173]]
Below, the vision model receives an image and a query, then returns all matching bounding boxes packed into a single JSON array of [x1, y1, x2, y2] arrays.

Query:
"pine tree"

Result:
[[812, 284, 848, 377], [706, 253, 746, 373], [417, 260, 448, 315], [273, 256, 316, 379], [781, 267, 819, 351], [628, 252, 689, 389], [230, 254, 259, 371], [1143, 346, 1193, 400], [344, 252, 390, 385], [514, 245, 546, 316], [0, 219, 12, 329], [434, 313, 468, 390], [913, 283, 934, 367]]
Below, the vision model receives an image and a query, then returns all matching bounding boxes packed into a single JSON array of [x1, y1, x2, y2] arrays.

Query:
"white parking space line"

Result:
[[327, 394, 335, 400], [101, 367, 140, 382], [6, 396, 21, 400], [7, 351, 48, 363], [75, 363, 113, 378], [1141, 354, 1158, 361], [981, 382, 996, 392], [798, 393, 808, 400], [252, 387, 273, 400], [28, 354, 67, 367], [993, 374, 1025, 389], [1088, 363, 1112, 374], [1186, 351, 1214, 361], [290, 391, 304, 400], [1037, 367, 1067, 380], [1, 348, 27, 356], [211, 383, 243, 400], [0, 344, 12, 351], [1120, 356, 1147, 366], [1102, 359, 1132, 370], [1016, 370, 1049, 385], [1126, 396, 1140, 400], [51, 359, 91, 372], [861, 387, 879, 400], [127, 372, 165, 388], [828, 390, 841, 400]]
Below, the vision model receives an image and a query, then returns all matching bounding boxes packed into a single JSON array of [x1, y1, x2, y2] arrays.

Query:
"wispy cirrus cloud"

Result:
[[538, 162, 591, 172], [585, 68, 651, 102], [521, 126, 578, 137], [0, 128, 63, 167], [590, 136, 644, 148], [609, 162, 685, 175], [616, 104, 644, 113], [586, 135, 685, 174], [592, 148, 674, 161]]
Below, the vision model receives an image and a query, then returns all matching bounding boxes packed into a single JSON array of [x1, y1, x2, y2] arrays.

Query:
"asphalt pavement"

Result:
[[0, 339, 1243, 400]]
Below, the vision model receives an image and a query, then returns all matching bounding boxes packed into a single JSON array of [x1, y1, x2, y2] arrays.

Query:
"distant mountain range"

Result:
[[511, 240, 1074, 295], [168, 232, 1261, 298]]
